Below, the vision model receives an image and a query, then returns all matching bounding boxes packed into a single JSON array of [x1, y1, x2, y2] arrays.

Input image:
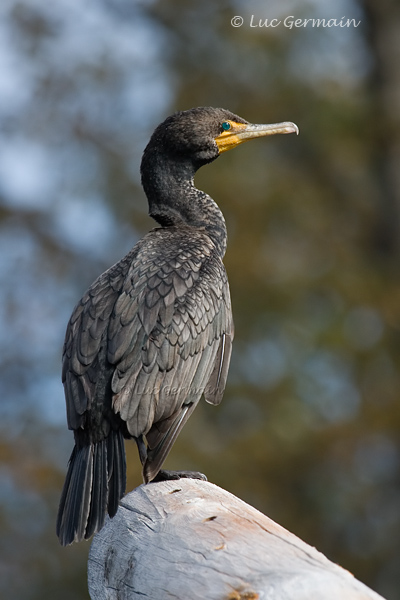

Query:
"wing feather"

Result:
[[62, 227, 234, 476]]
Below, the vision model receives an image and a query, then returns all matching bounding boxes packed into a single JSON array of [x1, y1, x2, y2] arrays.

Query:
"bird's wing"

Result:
[[62, 227, 233, 477], [108, 228, 233, 446], [62, 251, 136, 431]]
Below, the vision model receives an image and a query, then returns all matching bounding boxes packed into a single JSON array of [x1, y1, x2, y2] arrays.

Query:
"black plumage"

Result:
[[56, 107, 298, 545]]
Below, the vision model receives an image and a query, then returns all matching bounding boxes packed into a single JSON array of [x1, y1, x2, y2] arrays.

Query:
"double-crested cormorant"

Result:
[[56, 107, 298, 545]]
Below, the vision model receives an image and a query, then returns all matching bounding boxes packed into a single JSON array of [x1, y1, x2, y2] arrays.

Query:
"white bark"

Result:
[[88, 479, 386, 600]]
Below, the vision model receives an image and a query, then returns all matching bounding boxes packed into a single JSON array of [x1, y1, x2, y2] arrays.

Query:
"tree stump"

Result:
[[88, 479, 386, 600]]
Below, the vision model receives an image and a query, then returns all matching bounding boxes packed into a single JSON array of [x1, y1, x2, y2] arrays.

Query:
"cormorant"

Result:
[[56, 107, 298, 545]]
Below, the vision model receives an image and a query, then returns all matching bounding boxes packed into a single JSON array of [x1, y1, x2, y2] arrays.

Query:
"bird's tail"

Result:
[[56, 429, 126, 546]]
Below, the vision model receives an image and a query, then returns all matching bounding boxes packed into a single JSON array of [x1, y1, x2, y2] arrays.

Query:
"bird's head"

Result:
[[144, 107, 299, 169]]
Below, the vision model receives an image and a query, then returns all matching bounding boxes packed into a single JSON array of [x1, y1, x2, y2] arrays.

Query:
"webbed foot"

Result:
[[150, 469, 207, 483]]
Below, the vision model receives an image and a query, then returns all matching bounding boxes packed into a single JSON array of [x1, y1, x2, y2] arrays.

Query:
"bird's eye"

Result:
[[222, 121, 231, 131]]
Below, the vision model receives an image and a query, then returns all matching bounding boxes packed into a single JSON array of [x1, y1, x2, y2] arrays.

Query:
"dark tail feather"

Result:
[[107, 429, 126, 518], [56, 430, 126, 546]]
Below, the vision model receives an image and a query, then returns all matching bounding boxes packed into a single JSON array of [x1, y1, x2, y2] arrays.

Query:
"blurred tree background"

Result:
[[0, 0, 399, 598]]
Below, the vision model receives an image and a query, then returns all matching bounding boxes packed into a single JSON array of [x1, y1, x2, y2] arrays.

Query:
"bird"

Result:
[[56, 106, 298, 545]]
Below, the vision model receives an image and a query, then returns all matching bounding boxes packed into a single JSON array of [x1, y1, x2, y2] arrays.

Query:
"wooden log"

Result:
[[88, 479, 386, 600]]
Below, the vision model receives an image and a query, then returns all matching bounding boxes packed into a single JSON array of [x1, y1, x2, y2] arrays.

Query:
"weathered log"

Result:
[[88, 479, 386, 600]]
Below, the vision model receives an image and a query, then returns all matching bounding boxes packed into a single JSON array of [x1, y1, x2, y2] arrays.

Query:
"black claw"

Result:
[[150, 469, 207, 483]]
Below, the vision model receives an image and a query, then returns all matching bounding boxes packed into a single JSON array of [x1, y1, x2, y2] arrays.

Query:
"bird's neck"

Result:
[[141, 152, 227, 257]]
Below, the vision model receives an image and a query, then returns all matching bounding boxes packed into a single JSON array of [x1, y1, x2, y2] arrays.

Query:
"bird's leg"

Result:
[[135, 437, 207, 483], [135, 435, 148, 465], [150, 469, 207, 483]]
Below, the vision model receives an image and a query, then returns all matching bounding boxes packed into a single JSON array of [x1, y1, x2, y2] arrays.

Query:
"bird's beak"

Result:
[[215, 121, 299, 153]]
